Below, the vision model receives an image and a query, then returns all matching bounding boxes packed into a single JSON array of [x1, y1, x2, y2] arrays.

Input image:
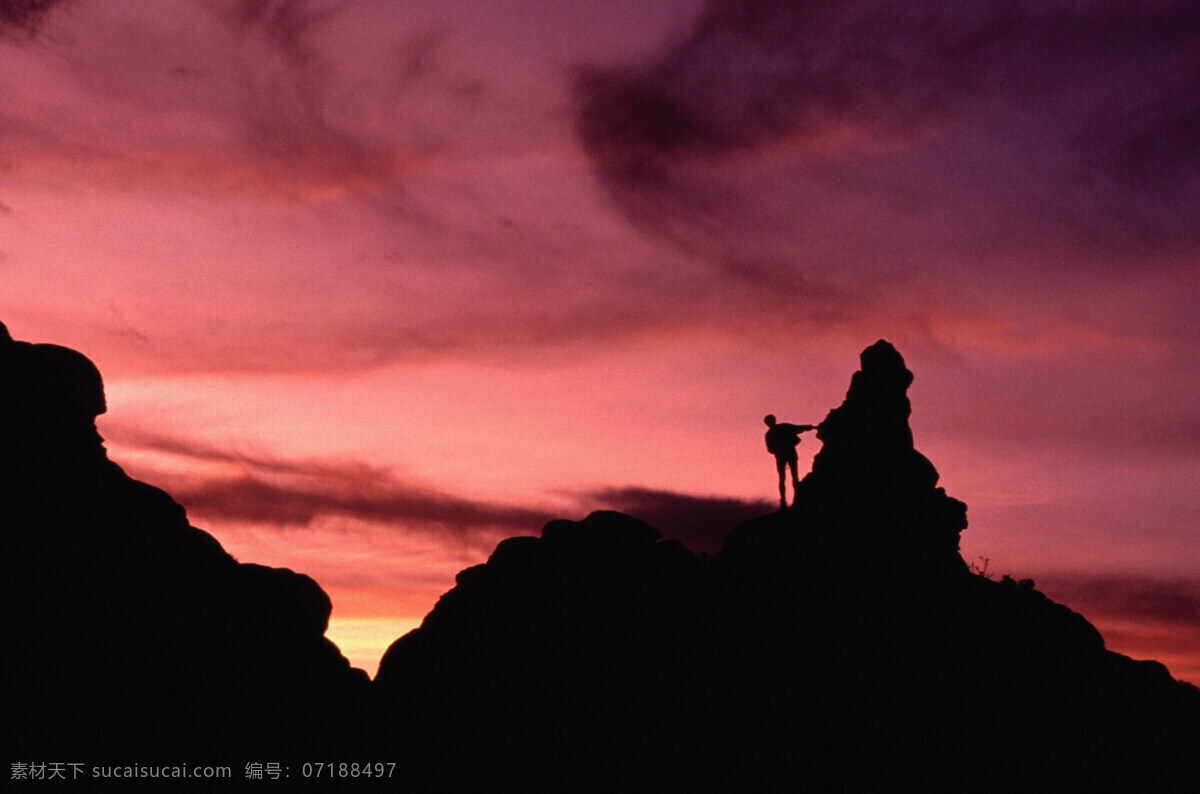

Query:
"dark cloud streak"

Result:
[[168, 473, 556, 534], [577, 0, 1016, 179], [110, 428, 777, 550], [574, 0, 1200, 254], [0, 0, 68, 32], [1041, 575, 1200, 628], [111, 425, 384, 479], [109, 427, 557, 539]]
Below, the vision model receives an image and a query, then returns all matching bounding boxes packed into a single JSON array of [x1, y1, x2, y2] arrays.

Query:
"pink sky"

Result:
[[2, 0, 1198, 681]]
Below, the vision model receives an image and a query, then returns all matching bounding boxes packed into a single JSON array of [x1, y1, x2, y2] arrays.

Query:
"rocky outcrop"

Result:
[[722, 339, 966, 582], [805, 340, 966, 556], [6, 323, 1197, 789], [1, 323, 369, 759], [373, 510, 707, 788], [375, 339, 1200, 791], [377, 510, 701, 691]]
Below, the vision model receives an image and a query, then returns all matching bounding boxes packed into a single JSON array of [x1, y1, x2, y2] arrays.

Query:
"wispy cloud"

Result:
[[110, 427, 556, 540], [167, 473, 554, 533], [0, 0, 477, 204]]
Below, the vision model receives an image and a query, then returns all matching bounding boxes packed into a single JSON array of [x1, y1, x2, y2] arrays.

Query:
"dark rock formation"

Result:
[[6, 322, 1198, 790], [805, 340, 966, 556], [1, 322, 369, 760], [722, 339, 966, 581], [374, 510, 708, 788], [376, 339, 1200, 791]]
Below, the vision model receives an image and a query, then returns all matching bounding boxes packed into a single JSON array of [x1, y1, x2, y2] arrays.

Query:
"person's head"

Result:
[[764, 414, 776, 427]]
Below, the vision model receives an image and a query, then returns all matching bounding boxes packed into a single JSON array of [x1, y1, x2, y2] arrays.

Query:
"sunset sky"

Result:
[[2, 0, 1197, 681]]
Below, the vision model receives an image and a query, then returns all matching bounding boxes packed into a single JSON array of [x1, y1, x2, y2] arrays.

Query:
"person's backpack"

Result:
[[765, 426, 800, 455]]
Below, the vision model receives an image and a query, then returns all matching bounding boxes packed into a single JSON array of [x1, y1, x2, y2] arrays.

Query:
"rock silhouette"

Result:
[[375, 338, 1200, 791], [1, 323, 369, 761], [725, 340, 968, 579], [4, 323, 1198, 790]]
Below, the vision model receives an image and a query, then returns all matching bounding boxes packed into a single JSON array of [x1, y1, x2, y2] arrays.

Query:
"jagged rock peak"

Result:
[[799, 339, 943, 498], [860, 339, 913, 386], [807, 341, 965, 558], [723, 340, 967, 577], [813, 338, 916, 464]]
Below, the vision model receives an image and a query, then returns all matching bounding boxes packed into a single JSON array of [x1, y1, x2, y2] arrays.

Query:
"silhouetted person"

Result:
[[764, 414, 816, 509]]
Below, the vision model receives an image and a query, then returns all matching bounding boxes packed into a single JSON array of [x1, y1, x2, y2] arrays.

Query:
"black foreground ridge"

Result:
[[1, 323, 371, 762], [4, 324, 1198, 791]]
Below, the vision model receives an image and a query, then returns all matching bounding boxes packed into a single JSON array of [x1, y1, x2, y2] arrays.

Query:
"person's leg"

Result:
[[775, 457, 787, 508], [787, 457, 800, 506]]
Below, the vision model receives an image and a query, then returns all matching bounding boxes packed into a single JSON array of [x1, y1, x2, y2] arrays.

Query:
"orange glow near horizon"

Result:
[[326, 618, 422, 677]]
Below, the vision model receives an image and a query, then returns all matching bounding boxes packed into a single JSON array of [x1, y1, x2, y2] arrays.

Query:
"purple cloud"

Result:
[[110, 428, 556, 539], [574, 0, 1200, 258], [0, 0, 68, 31]]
